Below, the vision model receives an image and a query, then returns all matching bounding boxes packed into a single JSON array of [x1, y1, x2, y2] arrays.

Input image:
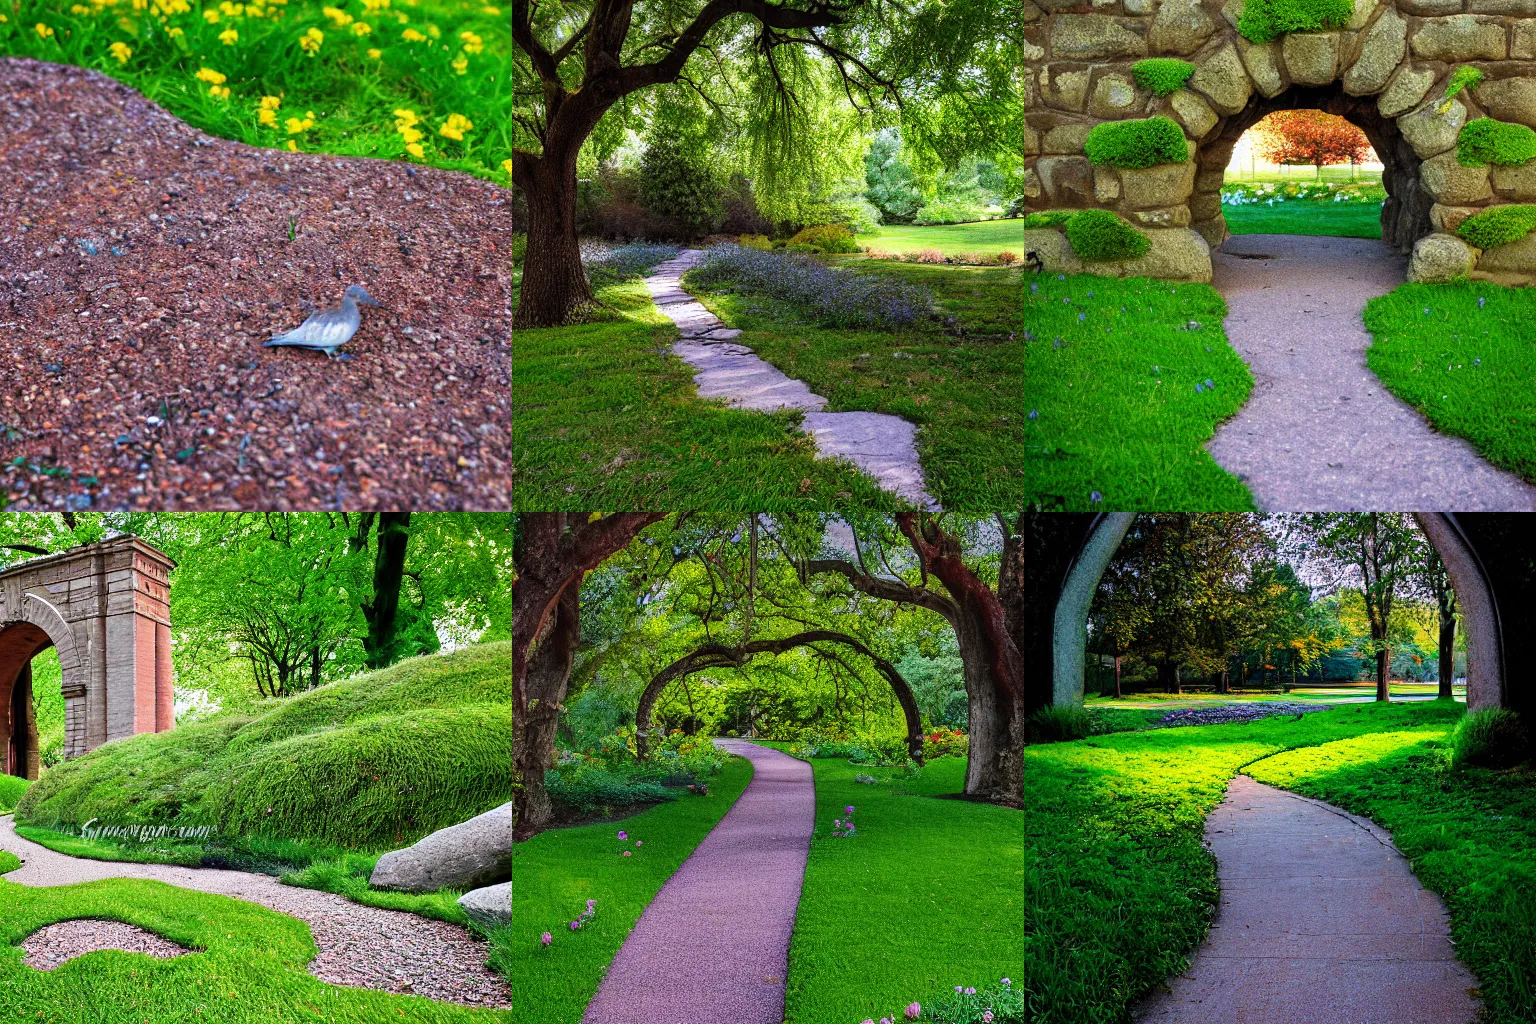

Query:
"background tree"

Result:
[[1416, 544, 1459, 700], [1252, 109, 1374, 179]]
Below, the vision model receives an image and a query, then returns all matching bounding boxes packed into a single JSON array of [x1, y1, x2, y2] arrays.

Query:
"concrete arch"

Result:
[[1044, 512, 1507, 708]]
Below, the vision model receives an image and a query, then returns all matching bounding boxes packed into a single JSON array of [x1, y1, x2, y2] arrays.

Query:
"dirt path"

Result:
[[581, 740, 814, 1024], [1205, 234, 1536, 510], [0, 814, 509, 1008], [646, 252, 936, 508], [1135, 776, 1480, 1024]]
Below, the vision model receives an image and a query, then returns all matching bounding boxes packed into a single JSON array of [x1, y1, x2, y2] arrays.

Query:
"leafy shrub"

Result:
[[738, 233, 773, 250], [1452, 709, 1529, 769], [1237, 0, 1353, 44], [1023, 209, 1076, 230], [791, 729, 912, 767], [1443, 64, 1485, 104], [1028, 704, 1093, 743], [548, 727, 732, 815], [865, 127, 925, 224], [0, 775, 29, 814], [546, 758, 674, 815], [688, 244, 935, 330], [1065, 209, 1151, 262], [908, 248, 949, 263], [1456, 204, 1536, 249], [1457, 118, 1536, 167], [1084, 117, 1188, 169], [914, 198, 993, 225], [918, 977, 1024, 1024], [1132, 58, 1196, 97], [511, 232, 527, 268], [582, 243, 680, 287], [996, 250, 1020, 264], [787, 224, 860, 254], [923, 728, 970, 760], [637, 135, 723, 237]]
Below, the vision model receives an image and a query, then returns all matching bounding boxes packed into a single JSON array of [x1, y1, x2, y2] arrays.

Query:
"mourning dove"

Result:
[[265, 284, 382, 358]]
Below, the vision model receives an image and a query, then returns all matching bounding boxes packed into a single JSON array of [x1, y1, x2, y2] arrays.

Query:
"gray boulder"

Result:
[[369, 802, 512, 893], [459, 882, 511, 931]]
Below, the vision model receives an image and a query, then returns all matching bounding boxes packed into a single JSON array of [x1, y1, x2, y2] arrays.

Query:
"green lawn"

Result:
[[1087, 682, 1461, 708], [858, 220, 1024, 256], [1223, 198, 1384, 238], [0, 875, 507, 1022], [1022, 272, 1254, 509], [693, 259, 1028, 506], [0, 0, 510, 186], [509, 756, 754, 1024], [1224, 168, 1382, 184], [1365, 281, 1536, 484]]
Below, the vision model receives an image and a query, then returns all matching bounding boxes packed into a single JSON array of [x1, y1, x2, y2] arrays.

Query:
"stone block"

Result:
[[1283, 32, 1339, 87], [1344, 8, 1407, 95], [1120, 160, 1198, 208], [1397, 0, 1464, 11], [1149, 0, 1215, 55], [1190, 42, 1252, 115], [1422, 150, 1493, 202], [1409, 15, 1507, 61], [1090, 72, 1143, 119], [371, 803, 512, 892], [1430, 203, 1483, 231], [1043, 122, 1094, 153], [1051, 15, 1147, 59], [1024, 227, 1086, 274], [1043, 65, 1092, 110], [459, 883, 511, 931], [1022, 39, 1046, 61], [1036, 155, 1095, 205], [1345, 0, 1382, 30], [1397, 97, 1467, 158], [1475, 77, 1536, 128], [1129, 204, 1193, 227], [1025, 123, 1041, 156], [1024, 166, 1043, 200], [1095, 166, 1123, 201], [1379, 64, 1437, 117], [1468, 0, 1536, 12], [1170, 88, 1219, 138], [1117, 227, 1214, 281], [1196, 167, 1227, 191], [1409, 232, 1480, 281], [1236, 37, 1285, 97], [1190, 191, 1224, 220], [1492, 162, 1536, 198], [1476, 230, 1536, 272]]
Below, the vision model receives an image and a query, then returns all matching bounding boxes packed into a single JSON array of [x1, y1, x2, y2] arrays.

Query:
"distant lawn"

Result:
[[1223, 198, 1384, 238], [859, 220, 1023, 256], [1022, 272, 1254, 510], [1224, 168, 1382, 184], [1365, 281, 1536, 484], [1087, 682, 1462, 707]]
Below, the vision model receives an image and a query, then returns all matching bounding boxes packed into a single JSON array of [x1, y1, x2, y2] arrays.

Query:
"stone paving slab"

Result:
[[1134, 775, 1480, 1024], [581, 740, 814, 1024]]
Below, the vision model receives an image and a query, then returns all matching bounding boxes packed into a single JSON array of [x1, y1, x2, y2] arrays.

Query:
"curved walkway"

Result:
[[582, 739, 815, 1024], [1205, 234, 1536, 510], [645, 252, 937, 508], [1135, 776, 1479, 1024], [0, 814, 509, 1008]]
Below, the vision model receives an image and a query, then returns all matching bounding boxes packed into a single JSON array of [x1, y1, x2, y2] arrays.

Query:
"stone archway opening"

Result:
[[0, 623, 53, 780]]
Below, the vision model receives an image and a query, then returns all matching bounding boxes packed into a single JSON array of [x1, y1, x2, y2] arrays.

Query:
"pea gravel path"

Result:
[[1205, 234, 1536, 510], [0, 814, 509, 1008], [1135, 776, 1480, 1024], [20, 919, 194, 971], [646, 252, 937, 508], [581, 740, 815, 1024]]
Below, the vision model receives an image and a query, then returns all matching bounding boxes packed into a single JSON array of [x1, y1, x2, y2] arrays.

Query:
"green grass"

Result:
[[1023, 700, 1466, 1023], [513, 278, 895, 510], [0, 850, 18, 873], [0, 876, 507, 1022], [1087, 682, 1460, 707], [0, 0, 510, 186], [858, 220, 1024, 256], [19, 641, 512, 852], [1365, 281, 1536, 483], [0, 775, 30, 814], [509, 755, 754, 1024], [769, 751, 1023, 1023], [693, 259, 1029, 506], [1223, 198, 1384, 238], [1022, 272, 1254, 509], [1225, 168, 1382, 183]]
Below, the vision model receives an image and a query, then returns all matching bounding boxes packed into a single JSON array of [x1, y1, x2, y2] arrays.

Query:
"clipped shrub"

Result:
[[1456, 204, 1536, 249], [1022, 209, 1076, 230], [1132, 57, 1196, 97], [1084, 117, 1188, 169], [913, 198, 992, 225], [1457, 118, 1536, 167], [1442, 64, 1485, 105], [1237, 0, 1353, 44], [637, 135, 724, 237], [786, 223, 861, 254], [1451, 708, 1529, 769], [1027, 704, 1093, 744], [997, 250, 1020, 264], [1065, 209, 1152, 262], [908, 248, 949, 264], [738, 233, 773, 250], [689, 244, 935, 330]]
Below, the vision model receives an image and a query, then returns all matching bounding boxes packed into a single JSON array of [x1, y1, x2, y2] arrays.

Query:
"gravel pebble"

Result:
[[20, 918, 194, 970], [0, 57, 511, 510], [1158, 701, 1333, 726]]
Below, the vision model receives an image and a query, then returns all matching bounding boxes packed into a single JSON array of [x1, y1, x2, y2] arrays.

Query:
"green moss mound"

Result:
[[0, 775, 29, 814], [1022, 210, 1075, 230], [1237, 0, 1353, 43], [1456, 204, 1536, 249], [17, 642, 512, 852], [1444, 64, 1485, 103], [1457, 118, 1536, 168], [1084, 116, 1188, 169], [1132, 58, 1196, 97], [1065, 209, 1152, 262]]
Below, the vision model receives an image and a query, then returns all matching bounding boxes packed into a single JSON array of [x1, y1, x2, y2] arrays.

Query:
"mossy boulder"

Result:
[[1084, 116, 1189, 168]]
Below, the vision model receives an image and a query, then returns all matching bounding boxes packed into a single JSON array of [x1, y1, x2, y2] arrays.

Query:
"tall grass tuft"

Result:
[[1028, 704, 1093, 744], [1452, 708, 1529, 769]]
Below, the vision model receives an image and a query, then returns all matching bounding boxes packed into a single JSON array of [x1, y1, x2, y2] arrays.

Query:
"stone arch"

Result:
[[1024, 0, 1536, 284]]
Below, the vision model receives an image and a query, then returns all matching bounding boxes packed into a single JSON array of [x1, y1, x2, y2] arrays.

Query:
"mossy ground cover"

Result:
[[1023, 271, 1254, 509], [0, 876, 507, 1022], [0, 775, 29, 814], [857, 220, 1025, 256], [1364, 281, 1536, 483], [1223, 197, 1384, 238], [510, 755, 754, 1024], [0, 0, 510, 186]]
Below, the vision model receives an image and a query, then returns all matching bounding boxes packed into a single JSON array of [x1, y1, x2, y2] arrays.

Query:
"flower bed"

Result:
[[1220, 180, 1385, 206], [688, 243, 935, 330]]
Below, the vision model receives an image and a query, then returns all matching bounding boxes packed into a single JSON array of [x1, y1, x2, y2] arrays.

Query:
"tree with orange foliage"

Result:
[[1253, 110, 1374, 179]]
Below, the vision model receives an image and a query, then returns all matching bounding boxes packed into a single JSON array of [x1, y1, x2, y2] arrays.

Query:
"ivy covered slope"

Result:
[[16, 641, 512, 852]]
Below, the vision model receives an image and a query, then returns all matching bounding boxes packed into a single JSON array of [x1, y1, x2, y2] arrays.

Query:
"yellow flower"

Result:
[[194, 66, 227, 84], [284, 113, 315, 133], [451, 56, 467, 74], [393, 107, 418, 125], [351, 21, 370, 34], [70, 5, 90, 15], [209, 84, 230, 98], [366, 47, 381, 57], [321, 5, 351, 25], [425, 23, 439, 38], [405, 142, 424, 158], [401, 27, 424, 40], [481, 5, 500, 13], [438, 112, 472, 141], [360, 0, 389, 10], [459, 30, 482, 54], [108, 41, 132, 63], [287, 140, 298, 151], [258, 107, 277, 125], [218, 1, 242, 14], [395, 11, 408, 22], [167, 25, 184, 35], [398, 125, 422, 144], [299, 25, 323, 54], [34, 22, 53, 38], [219, 27, 238, 43], [203, 8, 219, 21], [259, 94, 281, 109]]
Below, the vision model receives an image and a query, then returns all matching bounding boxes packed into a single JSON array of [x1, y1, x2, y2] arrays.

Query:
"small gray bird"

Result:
[[265, 284, 382, 358]]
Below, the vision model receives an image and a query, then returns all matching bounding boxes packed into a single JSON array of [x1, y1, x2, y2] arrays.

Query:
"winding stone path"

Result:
[[581, 740, 815, 1024], [1135, 776, 1480, 1024], [0, 814, 509, 1008], [645, 251, 936, 507], [1206, 234, 1536, 510]]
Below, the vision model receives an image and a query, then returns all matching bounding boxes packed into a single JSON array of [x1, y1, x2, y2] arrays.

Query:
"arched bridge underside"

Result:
[[1026, 513, 1533, 720], [0, 537, 175, 780]]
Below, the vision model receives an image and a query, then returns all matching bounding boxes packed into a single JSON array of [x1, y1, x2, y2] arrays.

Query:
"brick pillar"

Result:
[[155, 619, 173, 733]]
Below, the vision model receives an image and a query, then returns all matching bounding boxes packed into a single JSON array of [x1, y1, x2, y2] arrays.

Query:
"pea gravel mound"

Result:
[[0, 57, 511, 510], [20, 919, 196, 971]]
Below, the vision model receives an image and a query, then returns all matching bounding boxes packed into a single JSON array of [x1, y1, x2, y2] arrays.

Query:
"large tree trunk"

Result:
[[1114, 655, 1122, 699], [518, 587, 578, 836], [1438, 601, 1456, 701], [512, 146, 592, 329], [1157, 661, 1178, 694], [1375, 648, 1390, 702], [362, 512, 411, 670]]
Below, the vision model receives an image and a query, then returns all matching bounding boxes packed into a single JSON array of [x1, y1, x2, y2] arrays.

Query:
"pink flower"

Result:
[[587, 900, 596, 910], [983, 1013, 994, 1023], [880, 1018, 892, 1024], [834, 820, 842, 827], [862, 1020, 874, 1024], [905, 1003, 921, 1019], [955, 987, 963, 994], [965, 988, 976, 995], [618, 831, 628, 840], [569, 921, 579, 931], [636, 841, 643, 847], [1001, 979, 1010, 986], [541, 932, 552, 946], [622, 851, 632, 857], [846, 806, 855, 814]]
